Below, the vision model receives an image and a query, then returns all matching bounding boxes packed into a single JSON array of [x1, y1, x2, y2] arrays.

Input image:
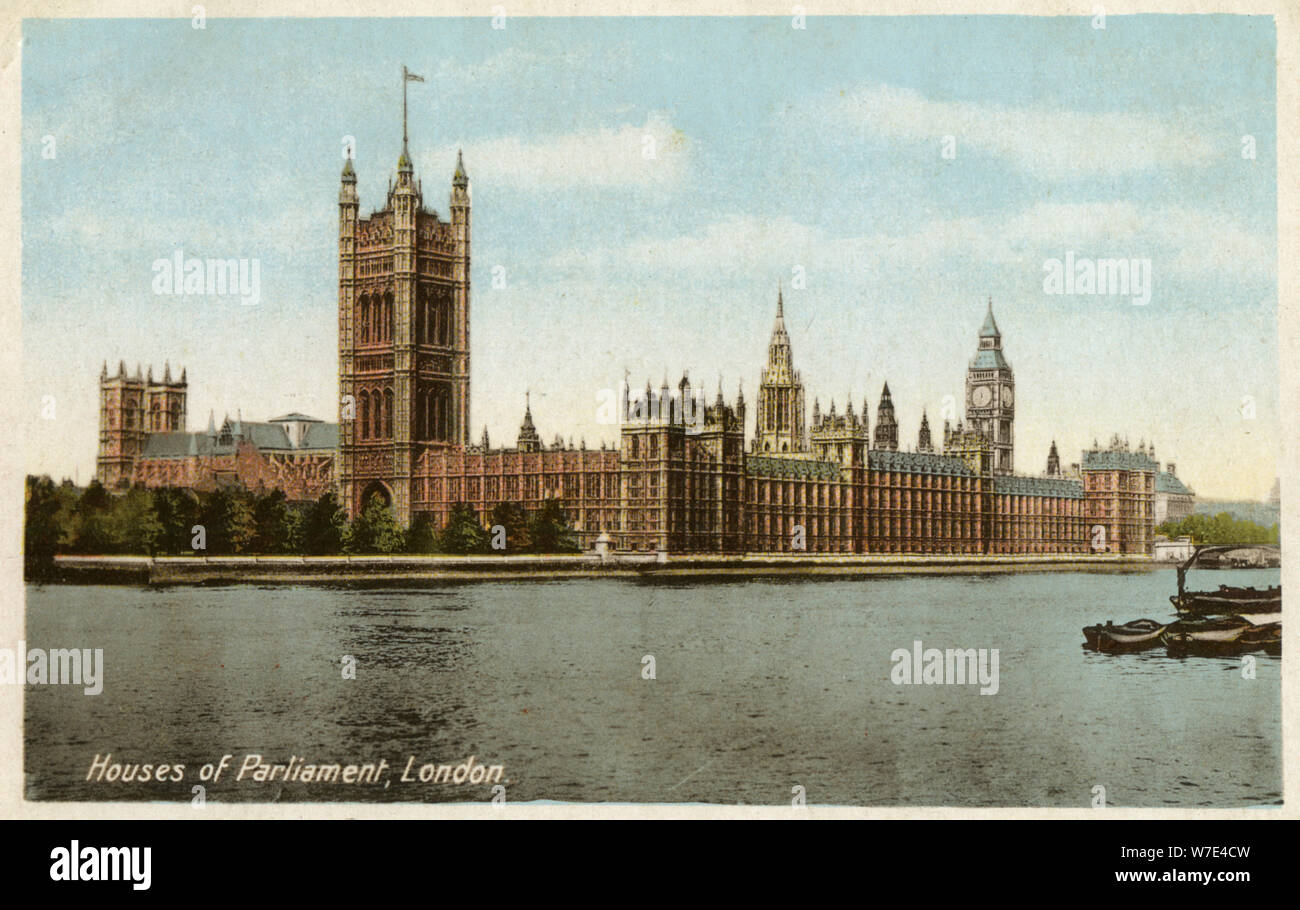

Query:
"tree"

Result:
[[1157, 512, 1280, 546], [301, 492, 346, 555], [252, 489, 300, 554], [527, 498, 580, 553], [153, 487, 202, 554], [115, 487, 162, 555], [198, 487, 256, 555], [440, 502, 489, 554], [24, 476, 62, 581], [405, 512, 440, 554], [488, 501, 530, 554], [344, 494, 406, 554], [73, 480, 120, 554]]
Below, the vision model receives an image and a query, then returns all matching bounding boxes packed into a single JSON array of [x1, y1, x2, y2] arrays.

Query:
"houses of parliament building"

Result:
[[96, 121, 1176, 557]]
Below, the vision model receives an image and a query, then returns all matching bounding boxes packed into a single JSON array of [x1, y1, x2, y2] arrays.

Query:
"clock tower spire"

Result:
[[965, 297, 1014, 475]]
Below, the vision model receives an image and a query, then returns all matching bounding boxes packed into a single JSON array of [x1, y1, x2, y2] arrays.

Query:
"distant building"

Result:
[[96, 361, 187, 489], [1154, 462, 1195, 525], [1153, 535, 1195, 562], [96, 383, 336, 501]]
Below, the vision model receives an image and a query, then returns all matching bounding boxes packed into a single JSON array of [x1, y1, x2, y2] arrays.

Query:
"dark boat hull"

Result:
[[1082, 619, 1165, 652], [1170, 591, 1281, 616]]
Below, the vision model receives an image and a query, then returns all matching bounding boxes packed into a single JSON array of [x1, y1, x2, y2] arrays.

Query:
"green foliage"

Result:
[[487, 501, 530, 553], [405, 512, 441, 554], [526, 498, 580, 554], [22, 481, 594, 566], [252, 489, 303, 554], [344, 494, 406, 554], [24, 476, 62, 581], [1156, 512, 1280, 546], [153, 487, 202, 554], [301, 492, 347, 555], [440, 502, 490, 554], [72, 479, 119, 554], [196, 488, 256, 554], [115, 487, 162, 555]]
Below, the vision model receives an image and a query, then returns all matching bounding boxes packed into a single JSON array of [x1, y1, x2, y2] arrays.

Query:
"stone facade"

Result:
[[92, 125, 1172, 559], [1154, 462, 1196, 525], [1080, 438, 1158, 555]]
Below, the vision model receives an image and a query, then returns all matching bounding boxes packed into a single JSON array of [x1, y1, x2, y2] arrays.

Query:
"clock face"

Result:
[[1003, 386, 1014, 406], [972, 385, 992, 407]]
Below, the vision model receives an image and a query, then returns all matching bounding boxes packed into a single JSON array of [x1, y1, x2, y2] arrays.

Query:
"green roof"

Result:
[[300, 423, 339, 450], [869, 450, 976, 477], [979, 306, 1000, 338], [139, 419, 339, 459], [994, 475, 1084, 499], [1081, 450, 1158, 472], [745, 455, 843, 481], [970, 349, 1010, 370], [1156, 471, 1191, 495]]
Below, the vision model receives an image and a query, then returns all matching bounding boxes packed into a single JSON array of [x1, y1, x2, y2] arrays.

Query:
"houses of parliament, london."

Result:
[[96, 119, 1189, 557]]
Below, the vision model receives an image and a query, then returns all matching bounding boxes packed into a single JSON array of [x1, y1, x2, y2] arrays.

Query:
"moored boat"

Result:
[[1238, 621, 1282, 656], [1082, 618, 1165, 652], [1170, 545, 1282, 616], [1161, 615, 1253, 657], [1170, 586, 1281, 616]]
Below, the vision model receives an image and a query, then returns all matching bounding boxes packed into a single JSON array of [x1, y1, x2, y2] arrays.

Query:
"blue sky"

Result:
[[23, 15, 1278, 498]]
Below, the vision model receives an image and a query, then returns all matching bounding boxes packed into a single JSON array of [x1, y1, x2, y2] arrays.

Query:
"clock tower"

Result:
[[965, 298, 1014, 475]]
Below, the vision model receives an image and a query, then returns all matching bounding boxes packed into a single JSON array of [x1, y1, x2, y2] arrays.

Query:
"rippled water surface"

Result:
[[24, 568, 1281, 807]]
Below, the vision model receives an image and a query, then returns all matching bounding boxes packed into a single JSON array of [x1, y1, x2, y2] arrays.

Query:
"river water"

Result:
[[23, 568, 1281, 807]]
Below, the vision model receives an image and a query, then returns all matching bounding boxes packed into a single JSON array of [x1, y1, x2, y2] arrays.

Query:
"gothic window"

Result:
[[383, 293, 394, 342], [359, 392, 369, 440], [384, 388, 394, 439], [358, 295, 370, 344]]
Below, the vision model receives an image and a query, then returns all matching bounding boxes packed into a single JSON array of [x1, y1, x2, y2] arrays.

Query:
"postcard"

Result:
[[7, 2, 1296, 821]]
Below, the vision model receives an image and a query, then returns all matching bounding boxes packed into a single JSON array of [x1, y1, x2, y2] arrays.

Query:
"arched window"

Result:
[[384, 388, 394, 439], [359, 391, 370, 440], [384, 293, 394, 342]]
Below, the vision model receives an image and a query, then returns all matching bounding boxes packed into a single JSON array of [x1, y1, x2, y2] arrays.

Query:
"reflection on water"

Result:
[[24, 568, 1281, 807]]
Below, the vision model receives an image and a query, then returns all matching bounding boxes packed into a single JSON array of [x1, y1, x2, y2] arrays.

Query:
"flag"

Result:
[[403, 66, 426, 83]]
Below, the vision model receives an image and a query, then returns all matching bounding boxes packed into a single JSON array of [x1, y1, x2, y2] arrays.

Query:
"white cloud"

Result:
[[418, 113, 689, 190], [807, 83, 1221, 180], [549, 202, 1274, 285]]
